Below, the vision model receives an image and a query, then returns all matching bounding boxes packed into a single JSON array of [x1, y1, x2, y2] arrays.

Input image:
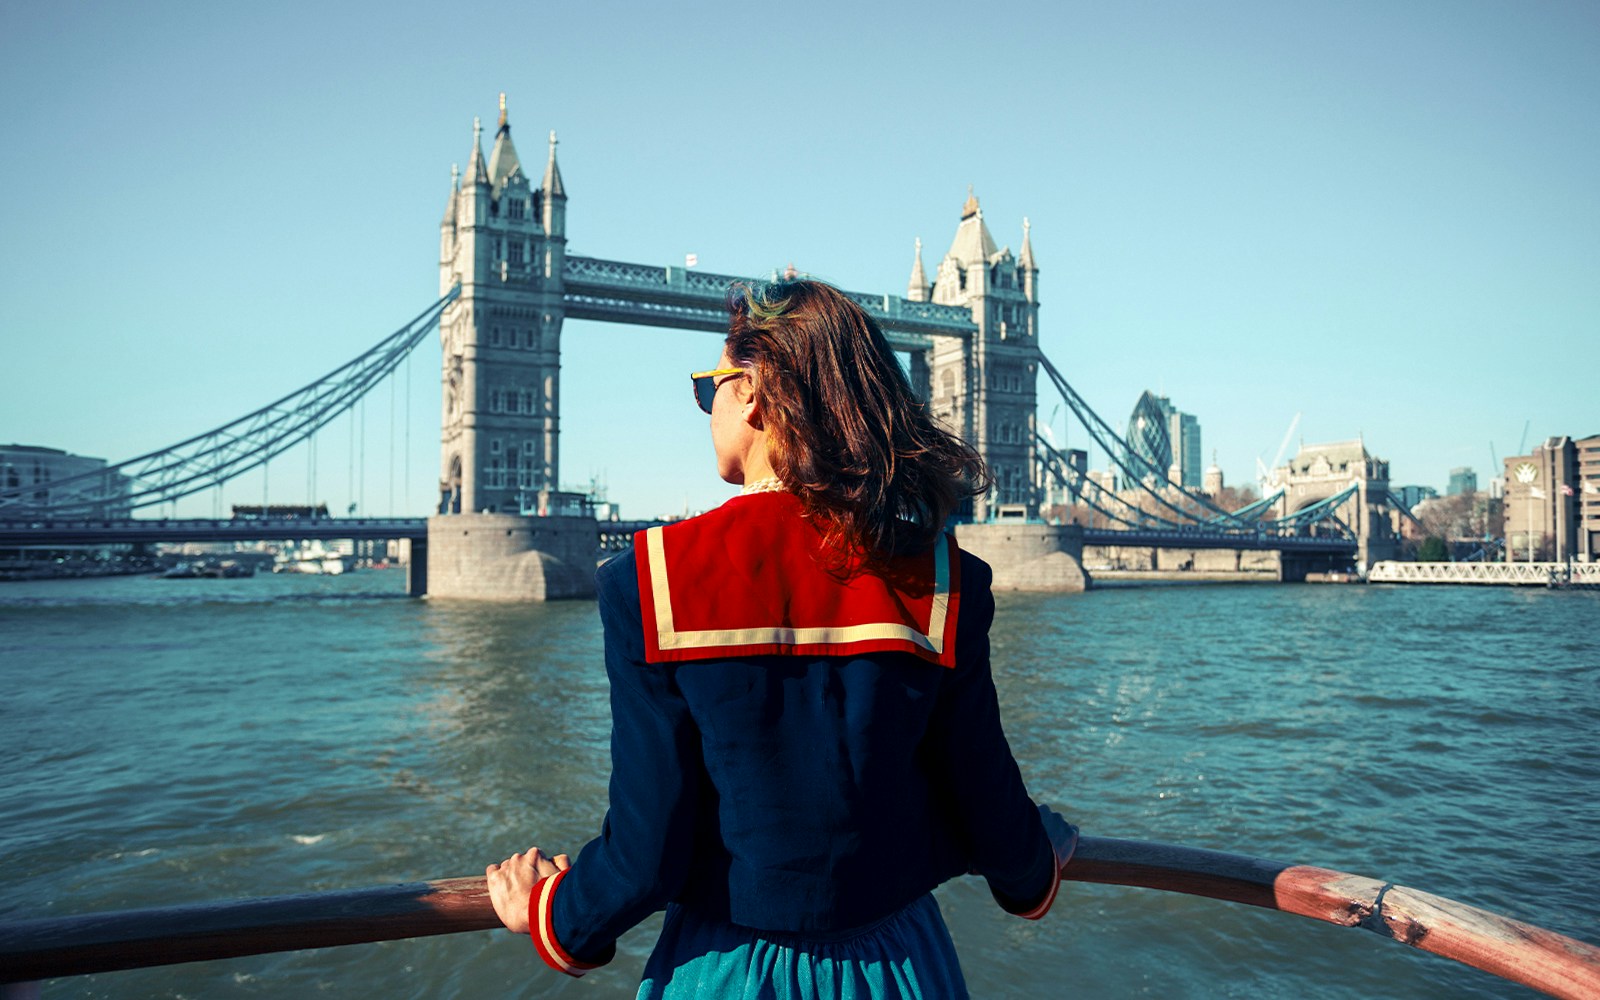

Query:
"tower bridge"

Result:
[[434, 99, 1037, 524], [2, 95, 1385, 595]]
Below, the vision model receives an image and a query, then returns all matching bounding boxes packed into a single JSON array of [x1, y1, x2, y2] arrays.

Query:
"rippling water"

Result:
[[1, 571, 1596, 998]]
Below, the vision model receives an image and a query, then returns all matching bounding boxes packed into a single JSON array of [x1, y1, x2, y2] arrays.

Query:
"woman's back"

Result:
[[483, 278, 1074, 996]]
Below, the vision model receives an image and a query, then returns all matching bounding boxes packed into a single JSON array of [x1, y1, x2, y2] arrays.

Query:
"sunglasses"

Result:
[[690, 368, 747, 414]]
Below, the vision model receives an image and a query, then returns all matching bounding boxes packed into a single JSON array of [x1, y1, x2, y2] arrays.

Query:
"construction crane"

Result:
[[1255, 412, 1301, 495]]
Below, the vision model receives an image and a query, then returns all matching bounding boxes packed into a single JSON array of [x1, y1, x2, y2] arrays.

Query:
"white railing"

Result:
[[1368, 561, 1600, 587]]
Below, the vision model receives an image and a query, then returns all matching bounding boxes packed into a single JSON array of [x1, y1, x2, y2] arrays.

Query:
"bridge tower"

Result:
[[437, 95, 567, 515], [909, 193, 1040, 520], [1275, 439, 1400, 568]]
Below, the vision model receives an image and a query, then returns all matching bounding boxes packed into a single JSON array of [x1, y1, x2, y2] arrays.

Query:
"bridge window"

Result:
[[508, 198, 526, 220], [490, 326, 502, 347], [522, 327, 534, 349], [490, 438, 502, 454]]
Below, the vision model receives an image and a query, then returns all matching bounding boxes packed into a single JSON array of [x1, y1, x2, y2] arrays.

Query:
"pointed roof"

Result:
[[945, 188, 999, 266], [908, 237, 927, 288], [542, 129, 566, 199], [466, 117, 489, 187], [487, 93, 524, 198], [1020, 216, 1036, 268], [441, 163, 460, 225]]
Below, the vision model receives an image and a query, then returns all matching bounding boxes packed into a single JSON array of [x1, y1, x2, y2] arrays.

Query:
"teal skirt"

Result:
[[636, 894, 968, 1000]]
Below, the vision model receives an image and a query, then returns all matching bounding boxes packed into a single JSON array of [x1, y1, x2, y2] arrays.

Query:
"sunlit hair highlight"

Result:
[[724, 278, 991, 564]]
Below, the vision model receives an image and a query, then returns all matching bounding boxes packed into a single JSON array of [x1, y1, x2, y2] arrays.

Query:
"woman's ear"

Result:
[[742, 392, 764, 431], [735, 371, 764, 429]]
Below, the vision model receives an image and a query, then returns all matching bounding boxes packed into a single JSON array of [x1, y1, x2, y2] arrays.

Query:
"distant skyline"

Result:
[[2, 1, 1594, 520]]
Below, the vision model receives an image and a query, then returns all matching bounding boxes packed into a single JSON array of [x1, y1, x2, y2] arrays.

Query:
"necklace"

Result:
[[740, 477, 787, 495]]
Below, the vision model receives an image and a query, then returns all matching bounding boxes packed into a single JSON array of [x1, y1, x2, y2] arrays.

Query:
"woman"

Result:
[[486, 278, 1076, 997]]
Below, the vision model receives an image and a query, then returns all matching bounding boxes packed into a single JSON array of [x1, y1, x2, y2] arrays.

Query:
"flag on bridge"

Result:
[[685, 253, 698, 268]]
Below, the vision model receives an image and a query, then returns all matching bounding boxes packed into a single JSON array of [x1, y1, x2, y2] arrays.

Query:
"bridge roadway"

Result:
[[2, 519, 1357, 556], [1081, 526, 1357, 555], [0, 518, 427, 547], [561, 256, 977, 351]]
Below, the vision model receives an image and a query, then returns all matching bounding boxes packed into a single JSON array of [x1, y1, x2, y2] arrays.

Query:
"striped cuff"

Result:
[[527, 867, 605, 978], [1012, 822, 1077, 921], [1014, 858, 1062, 920]]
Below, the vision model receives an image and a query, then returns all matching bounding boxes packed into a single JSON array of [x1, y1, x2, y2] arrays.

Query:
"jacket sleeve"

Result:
[[527, 551, 704, 976], [928, 553, 1065, 919]]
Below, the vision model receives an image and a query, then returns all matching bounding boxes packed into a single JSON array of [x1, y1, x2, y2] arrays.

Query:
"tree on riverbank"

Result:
[[1417, 536, 1450, 561]]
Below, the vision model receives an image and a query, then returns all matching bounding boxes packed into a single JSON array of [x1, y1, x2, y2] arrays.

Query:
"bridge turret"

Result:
[[906, 238, 930, 302], [1019, 216, 1039, 305], [439, 164, 459, 296], [541, 130, 567, 242], [457, 117, 493, 287]]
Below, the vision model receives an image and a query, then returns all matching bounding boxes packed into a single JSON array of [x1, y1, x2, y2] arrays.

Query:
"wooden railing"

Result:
[[2, 837, 1598, 998]]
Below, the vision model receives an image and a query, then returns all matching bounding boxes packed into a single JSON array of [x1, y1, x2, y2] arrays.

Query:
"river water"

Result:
[[1, 571, 1596, 998]]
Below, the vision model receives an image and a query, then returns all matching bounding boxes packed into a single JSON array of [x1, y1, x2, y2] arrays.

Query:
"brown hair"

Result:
[[724, 278, 990, 563]]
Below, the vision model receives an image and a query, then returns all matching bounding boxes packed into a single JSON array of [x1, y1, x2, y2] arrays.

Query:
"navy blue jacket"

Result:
[[528, 543, 1059, 976]]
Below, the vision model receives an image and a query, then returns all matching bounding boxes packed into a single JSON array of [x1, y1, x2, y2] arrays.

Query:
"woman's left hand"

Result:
[[485, 847, 570, 933]]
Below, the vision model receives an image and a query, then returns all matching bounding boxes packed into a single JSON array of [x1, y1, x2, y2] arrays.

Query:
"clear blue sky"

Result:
[[3, 1, 1595, 519]]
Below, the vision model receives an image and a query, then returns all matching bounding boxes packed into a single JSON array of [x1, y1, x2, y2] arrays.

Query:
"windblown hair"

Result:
[[724, 278, 991, 563]]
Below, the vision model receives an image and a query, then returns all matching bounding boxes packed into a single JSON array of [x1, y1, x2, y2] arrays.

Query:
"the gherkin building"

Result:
[[1122, 391, 1175, 488]]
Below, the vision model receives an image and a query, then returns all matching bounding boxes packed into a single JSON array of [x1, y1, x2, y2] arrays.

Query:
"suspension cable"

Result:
[[0, 288, 458, 518]]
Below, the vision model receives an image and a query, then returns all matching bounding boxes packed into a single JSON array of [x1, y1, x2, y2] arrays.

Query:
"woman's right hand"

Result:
[[485, 847, 571, 933]]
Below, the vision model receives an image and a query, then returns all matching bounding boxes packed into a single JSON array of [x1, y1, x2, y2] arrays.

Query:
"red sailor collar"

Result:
[[634, 491, 961, 667]]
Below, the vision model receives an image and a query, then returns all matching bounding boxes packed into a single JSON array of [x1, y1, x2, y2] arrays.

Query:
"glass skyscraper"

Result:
[[1121, 391, 1203, 489]]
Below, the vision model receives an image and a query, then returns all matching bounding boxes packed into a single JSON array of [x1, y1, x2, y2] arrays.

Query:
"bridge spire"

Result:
[[944, 187, 998, 268], [542, 129, 565, 200], [441, 163, 459, 225], [907, 237, 929, 302], [1019, 216, 1038, 303], [487, 94, 523, 197], [467, 117, 489, 187]]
